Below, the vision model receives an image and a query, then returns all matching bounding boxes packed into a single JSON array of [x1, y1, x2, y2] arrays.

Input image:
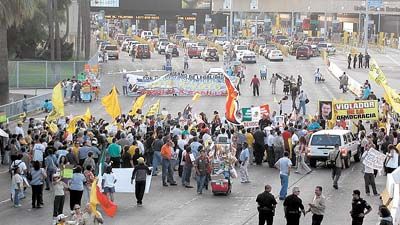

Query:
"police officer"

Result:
[[283, 187, 305, 225], [350, 190, 372, 225], [256, 184, 277, 225]]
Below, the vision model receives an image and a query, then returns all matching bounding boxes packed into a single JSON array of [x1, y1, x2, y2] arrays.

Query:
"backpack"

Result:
[[9, 161, 22, 176]]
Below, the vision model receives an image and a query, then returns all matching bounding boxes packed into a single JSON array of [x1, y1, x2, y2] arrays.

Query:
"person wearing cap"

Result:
[[328, 144, 344, 190], [283, 187, 305, 225], [53, 173, 67, 220], [350, 189, 372, 225], [56, 214, 67, 225], [131, 157, 151, 206], [82, 203, 103, 225]]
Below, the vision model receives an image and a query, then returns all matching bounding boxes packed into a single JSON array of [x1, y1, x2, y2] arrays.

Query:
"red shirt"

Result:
[[251, 77, 260, 87]]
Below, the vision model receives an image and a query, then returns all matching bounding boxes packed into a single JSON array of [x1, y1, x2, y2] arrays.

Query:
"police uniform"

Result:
[[256, 191, 277, 225], [283, 194, 304, 225], [350, 198, 371, 225]]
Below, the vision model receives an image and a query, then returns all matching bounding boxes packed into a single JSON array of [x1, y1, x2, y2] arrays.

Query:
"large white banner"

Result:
[[250, 0, 258, 10], [223, 0, 232, 10], [362, 148, 386, 171], [112, 168, 152, 193]]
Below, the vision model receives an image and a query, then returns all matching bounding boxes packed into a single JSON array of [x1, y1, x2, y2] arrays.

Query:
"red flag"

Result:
[[96, 186, 117, 217], [224, 75, 241, 125]]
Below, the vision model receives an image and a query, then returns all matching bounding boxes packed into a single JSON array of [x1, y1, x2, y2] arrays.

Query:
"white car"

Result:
[[240, 50, 256, 63], [121, 38, 134, 51], [308, 129, 360, 168], [317, 42, 336, 55], [268, 50, 283, 61], [157, 41, 169, 54]]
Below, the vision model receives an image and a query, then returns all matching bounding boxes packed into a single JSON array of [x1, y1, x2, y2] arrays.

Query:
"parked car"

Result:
[[104, 45, 119, 59], [267, 50, 283, 61], [202, 48, 219, 61], [165, 44, 179, 57], [187, 46, 202, 58], [317, 42, 336, 55], [307, 129, 360, 168], [135, 44, 151, 59], [157, 41, 169, 54], [296, 46, 312, 59]]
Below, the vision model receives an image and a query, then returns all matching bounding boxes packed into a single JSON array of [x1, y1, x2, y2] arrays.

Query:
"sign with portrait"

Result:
[[318, 101, 332, 121]]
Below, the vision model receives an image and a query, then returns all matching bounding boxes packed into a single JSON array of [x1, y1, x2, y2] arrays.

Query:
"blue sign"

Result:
[[368, 0, 383, 8]]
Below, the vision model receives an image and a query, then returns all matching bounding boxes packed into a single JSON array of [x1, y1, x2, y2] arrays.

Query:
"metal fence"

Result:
[[8, 53, 99, 88], [0, 93, 52, 120]]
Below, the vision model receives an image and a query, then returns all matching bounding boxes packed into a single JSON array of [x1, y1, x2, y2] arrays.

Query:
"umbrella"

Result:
[[0, 128, 9, 138]]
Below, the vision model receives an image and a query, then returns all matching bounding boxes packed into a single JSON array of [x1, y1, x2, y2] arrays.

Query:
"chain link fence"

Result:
[[8, 53, 99, 88]]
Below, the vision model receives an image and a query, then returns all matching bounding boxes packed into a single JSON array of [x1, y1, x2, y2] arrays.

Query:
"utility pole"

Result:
[[364, 0, 369, 54], [255, 15, 258, 37], [229, 7, 233, 39]]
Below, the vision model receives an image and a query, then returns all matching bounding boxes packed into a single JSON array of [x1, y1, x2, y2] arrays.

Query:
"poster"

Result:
[[250, 0, 258, 10], [332, 100, 379, 121], [223, 0, 232, 10], [112, 168, 152, 193], [241, 104, 269, 128], [362, 148, 386, 171], [319, 101, 333, 120]]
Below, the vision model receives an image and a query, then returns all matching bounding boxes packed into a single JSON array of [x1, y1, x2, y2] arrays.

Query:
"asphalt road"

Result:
[[0, 47, 391, 225]]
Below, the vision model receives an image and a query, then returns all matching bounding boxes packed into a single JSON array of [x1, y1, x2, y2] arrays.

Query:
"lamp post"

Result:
[[364, 0, 369, 54], [192, 13, 197, 36]]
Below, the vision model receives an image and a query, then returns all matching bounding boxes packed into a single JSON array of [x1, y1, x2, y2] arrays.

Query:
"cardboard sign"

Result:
[[112, 168, 152, 193], [362, 148, 386, 171]]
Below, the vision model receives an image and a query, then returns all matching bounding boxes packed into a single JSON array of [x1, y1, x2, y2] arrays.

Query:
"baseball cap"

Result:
[[57, 214, 67, 221]]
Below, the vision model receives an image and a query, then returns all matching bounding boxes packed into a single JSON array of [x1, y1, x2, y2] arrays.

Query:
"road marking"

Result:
[[0, 198, 10, 204]]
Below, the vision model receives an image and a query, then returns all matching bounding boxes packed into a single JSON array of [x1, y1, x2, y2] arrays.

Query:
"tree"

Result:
[[0, 0, 36, 104]]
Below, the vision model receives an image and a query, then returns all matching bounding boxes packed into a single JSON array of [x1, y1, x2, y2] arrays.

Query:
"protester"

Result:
[[52, 173, 68, 223], [239, 142, 250, 183], [328, 144, 344, 189], [195, 149, 209, 194], [68, 166, 86, 210], [102, 166, 117, 202], [275, 151, 292, 200], [30, 160, 46, 208], [131, 157, 151, 206]]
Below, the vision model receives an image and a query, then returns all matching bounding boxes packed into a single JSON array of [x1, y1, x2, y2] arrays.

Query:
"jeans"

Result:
[[135, 181, 146, 204], [364, 173, 378, 194], [182, 165, 192, 186], [184, 62, 189, 69], [53, 195, 65, 217], [299, 100, 306, 115], [312, 214, 324, 225], [196, 175, 207, 193], [46, 169, 55, 189], [14, 189, 21, 206], [253, 85, 260, 96], [31, 184, 43, 207], [279, 174, 289, 199], [161, 158, 175, 184], [152, 151, 161, 175]]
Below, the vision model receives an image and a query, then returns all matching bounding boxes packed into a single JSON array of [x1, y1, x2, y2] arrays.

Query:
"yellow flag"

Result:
[[368, 58, 387, 86], [192, 93, 201, 101], [90, 178, 99, 214], [129, 94, 146, 116], [83, 107, 92, 124], [146, 100, 160, 117], [67, 116, 82, 134], [101, 86, 121, 120], [383, 84, 400, 114], [49, 122, 58, 134], [47, 83, 64, 122]]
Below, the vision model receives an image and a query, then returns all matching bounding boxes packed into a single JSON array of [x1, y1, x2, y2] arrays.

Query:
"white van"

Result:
[[140, 31, 153, 40], [307, 129, 360, 168]]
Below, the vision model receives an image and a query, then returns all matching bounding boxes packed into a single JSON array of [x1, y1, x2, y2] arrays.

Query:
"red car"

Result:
[[296, 46, 312, 59], [187, 46, 202, 58]]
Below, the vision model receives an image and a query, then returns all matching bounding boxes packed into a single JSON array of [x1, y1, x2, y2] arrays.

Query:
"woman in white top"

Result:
[[385, 145, 399, 174], [102, 166, 117, 202]]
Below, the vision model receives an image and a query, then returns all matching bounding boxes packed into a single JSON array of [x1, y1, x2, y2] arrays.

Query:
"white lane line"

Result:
[[0, 199, 10, 204], [385, 54, 400, 67]]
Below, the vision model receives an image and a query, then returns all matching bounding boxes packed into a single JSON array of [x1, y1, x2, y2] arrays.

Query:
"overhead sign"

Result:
[[136, 15, 160, 20], [105, 15, 133, 19], [90, 0, 119, 7], [368, 0, 383, 8], [250, 0, 258, 10], [332, 100, 379, 121], [177, 16, 196, 21]]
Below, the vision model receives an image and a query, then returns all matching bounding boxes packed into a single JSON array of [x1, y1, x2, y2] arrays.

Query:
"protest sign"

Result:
[[332, 100, 379, 121], [362, 148, 386, 171], [241, 104, 269, 128], [112, 168, 152, 193]]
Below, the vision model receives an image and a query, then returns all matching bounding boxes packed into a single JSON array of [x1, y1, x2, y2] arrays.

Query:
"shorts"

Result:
[[103, 186, 115, 193]]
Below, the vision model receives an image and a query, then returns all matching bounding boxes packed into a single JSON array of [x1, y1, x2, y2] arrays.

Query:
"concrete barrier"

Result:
[[327, 60, 363, 97]]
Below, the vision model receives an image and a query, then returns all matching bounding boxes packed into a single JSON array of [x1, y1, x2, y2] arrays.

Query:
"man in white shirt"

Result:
[[15, 122, 24, 137], [361, 148, 378, 196], [275, 151, 292, 200], [171, 125, 182, 137]]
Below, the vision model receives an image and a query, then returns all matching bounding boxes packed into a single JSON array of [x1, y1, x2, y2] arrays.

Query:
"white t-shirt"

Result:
[[11, 160, 27, 175], [386, 151, 399, 169], [33, 149, 44, 162], [12, 173, 23, 190], [276, 157, 292, 176], [15, 127, 24, 137], [103, 173, 116, 188], [33, 143, 45, 152]]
